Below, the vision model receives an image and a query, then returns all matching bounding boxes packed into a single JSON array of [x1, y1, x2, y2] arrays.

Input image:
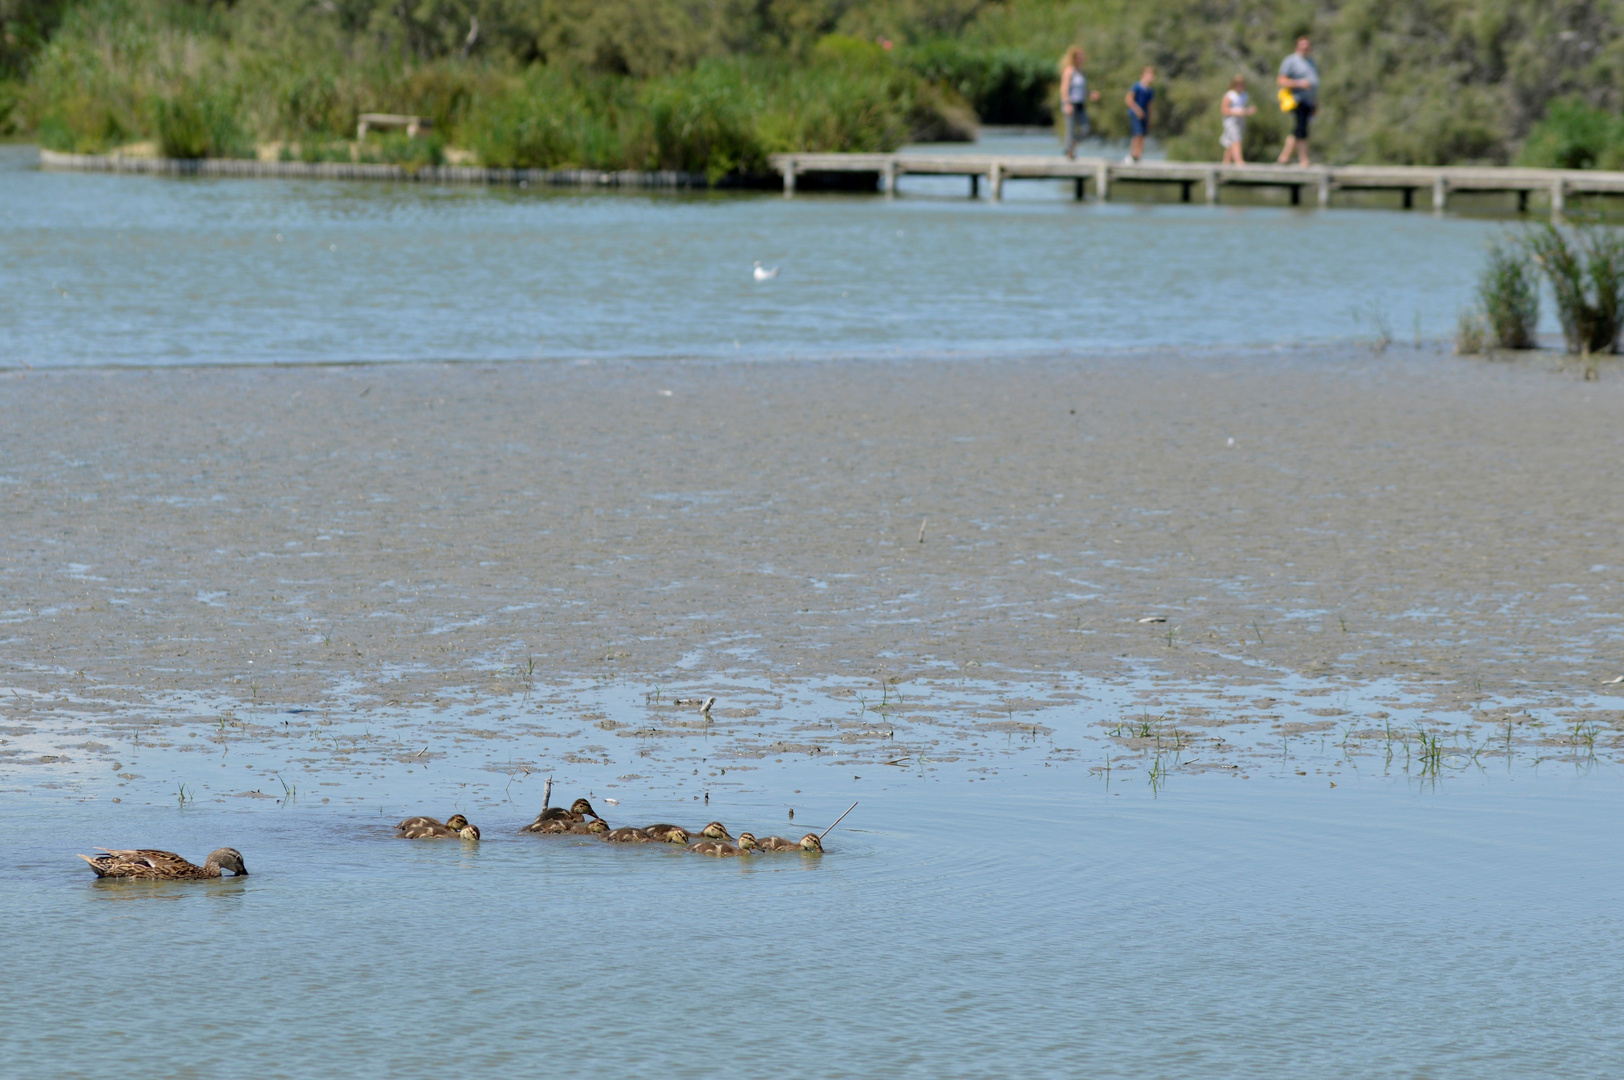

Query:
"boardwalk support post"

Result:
[[970, 174, 978, 198], [1552, 178, 1566, 215], [1075, 177, 1085, 201], [1205, 169, 1219, 205], [1432, 175, 1448, 211], [1318, 174, 1332, 208], [1096, 162, 1110, 202], [990, 161, 1003, 202], [783, 159, 797, 197], [882, 159, 897, 196]]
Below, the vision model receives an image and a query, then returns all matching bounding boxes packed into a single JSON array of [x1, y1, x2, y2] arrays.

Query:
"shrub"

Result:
[[1517, 98, 1624, 171], [1477, 241, 1540, 349], [1523, 223, 1624, 354], [153, 86, 252, 159]]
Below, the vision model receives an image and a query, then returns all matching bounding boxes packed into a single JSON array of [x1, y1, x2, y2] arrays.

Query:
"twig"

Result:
[[917, 518, 927, 544], [542, 776, 553, 811], [820, 801, 859, 840]]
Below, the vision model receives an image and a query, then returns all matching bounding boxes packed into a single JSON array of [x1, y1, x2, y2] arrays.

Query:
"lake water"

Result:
[[3, 138, 1622, 1077], [0, 141, 1545, 369]]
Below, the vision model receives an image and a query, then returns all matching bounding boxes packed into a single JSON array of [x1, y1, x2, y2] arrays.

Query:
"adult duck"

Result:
[[522, 798, 603, 832], [756, 833, 823, 853], [79, 847, 248, 880], [398, 814, 480, 840]]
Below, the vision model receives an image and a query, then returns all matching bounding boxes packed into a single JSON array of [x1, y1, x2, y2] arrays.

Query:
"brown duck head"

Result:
[[205, 848, 249, 875]]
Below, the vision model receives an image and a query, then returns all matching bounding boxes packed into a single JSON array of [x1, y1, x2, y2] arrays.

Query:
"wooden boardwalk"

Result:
[[770, 152, 1624, 212]]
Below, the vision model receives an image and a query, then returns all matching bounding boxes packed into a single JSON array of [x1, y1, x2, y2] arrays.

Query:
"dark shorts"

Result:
[[1293, 102, 1315, 140], [1129, 114, 1150, 138]]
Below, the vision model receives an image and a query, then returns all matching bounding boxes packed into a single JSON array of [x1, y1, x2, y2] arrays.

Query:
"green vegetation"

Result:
[[1524, 222, 1624, 354], [5, 0, 1624, 171], [1460, 241, 1540, 352], [1517, 98, 1624, 171]]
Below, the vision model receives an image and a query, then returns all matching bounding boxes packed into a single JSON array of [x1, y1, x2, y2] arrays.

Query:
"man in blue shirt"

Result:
[[1276, 37, 1319, 166], [1124, 66, 1155, 163]]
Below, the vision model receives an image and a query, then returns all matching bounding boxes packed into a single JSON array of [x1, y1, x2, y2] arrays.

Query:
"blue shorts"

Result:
[[1129, 114, 1150, 138]]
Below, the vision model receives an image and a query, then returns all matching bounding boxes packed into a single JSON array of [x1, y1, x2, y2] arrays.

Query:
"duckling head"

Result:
[[663, 827, 690, 844], [458, 823, 481, 841], [736, 832, 760, 852], [571, 798, 600, 820], [701, 821, 731, 840], [207, 848, 249, 876], [584, 818, 609, 833], [446, 814, 471, 831], [799, 833, 824, 853]]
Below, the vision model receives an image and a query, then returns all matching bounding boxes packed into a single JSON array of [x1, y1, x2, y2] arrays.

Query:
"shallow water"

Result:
[[7, 759, 1624, 1079], [0, 142, 1542, 369]]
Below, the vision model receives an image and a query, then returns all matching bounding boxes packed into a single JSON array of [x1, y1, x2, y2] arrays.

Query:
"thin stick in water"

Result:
[[820, 801, 859, 840], [918, 518, 927, 544], [542, 776, 553, 811]]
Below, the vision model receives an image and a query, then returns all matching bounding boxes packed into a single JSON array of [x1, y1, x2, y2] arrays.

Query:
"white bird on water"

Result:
[[752, 261, 779, 281]]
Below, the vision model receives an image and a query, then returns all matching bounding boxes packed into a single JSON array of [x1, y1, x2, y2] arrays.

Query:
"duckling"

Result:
[[397, 814, 479, 840], [687, 839, 744, 857], [79, 847, 248, 880], [735, 832, 761, 852], [642, 823, 686, 842], [641, 825, 690, 844], [571, 818, 610, 835], [698, 821, 732, 840], [524, 798, 602, 831], [756, 833, 824, 853], [603, 827, 656, 843]]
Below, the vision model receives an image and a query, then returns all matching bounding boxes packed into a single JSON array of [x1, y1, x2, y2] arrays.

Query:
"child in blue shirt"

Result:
[[1124, 66, 1155, 162]]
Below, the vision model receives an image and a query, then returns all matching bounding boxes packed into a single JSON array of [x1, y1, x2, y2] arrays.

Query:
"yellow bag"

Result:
[[1278, 87, 1297, 112]]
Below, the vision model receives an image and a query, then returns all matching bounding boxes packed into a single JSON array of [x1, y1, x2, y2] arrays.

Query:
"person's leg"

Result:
[[1064, 111, 1079, 158], [1130, 134, 1143, 161], [1277, 134, 1297, 164], [1294, 105, 1313, 166]]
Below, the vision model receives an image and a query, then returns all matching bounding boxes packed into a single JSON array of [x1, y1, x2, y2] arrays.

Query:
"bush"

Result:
[[153, 86, 252, 158], [1517, 98, 1624, 171], [1524, 223, 1624, 354], [1477, 241, 1540, 349]]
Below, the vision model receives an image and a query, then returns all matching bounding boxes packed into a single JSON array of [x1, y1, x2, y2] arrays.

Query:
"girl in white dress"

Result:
[[1220, 74, 1257, 165]]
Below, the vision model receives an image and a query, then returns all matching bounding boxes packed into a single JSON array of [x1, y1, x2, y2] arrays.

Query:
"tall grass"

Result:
[[1524, 222, 1624, 354], [1477, 241, 1540, 350]]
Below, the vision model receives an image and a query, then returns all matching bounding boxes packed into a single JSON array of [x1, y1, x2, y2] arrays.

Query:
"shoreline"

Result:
[[37, 148, 774, 189]]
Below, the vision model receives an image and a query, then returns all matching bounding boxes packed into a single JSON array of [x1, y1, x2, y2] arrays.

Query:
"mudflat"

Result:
[[2, 349, 1619, 715]]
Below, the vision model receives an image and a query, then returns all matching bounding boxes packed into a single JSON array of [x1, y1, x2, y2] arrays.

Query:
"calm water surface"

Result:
[[0, 143, 1539, 368]]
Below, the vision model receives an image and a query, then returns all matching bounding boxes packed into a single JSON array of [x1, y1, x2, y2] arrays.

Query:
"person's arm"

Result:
[[1125, 89, 1143, 118], [1061, 65, 1075, 113]]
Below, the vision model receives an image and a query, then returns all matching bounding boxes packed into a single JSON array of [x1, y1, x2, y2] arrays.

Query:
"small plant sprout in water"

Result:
[[275, 773, 296, 803], [176, 782, 193, 806]]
